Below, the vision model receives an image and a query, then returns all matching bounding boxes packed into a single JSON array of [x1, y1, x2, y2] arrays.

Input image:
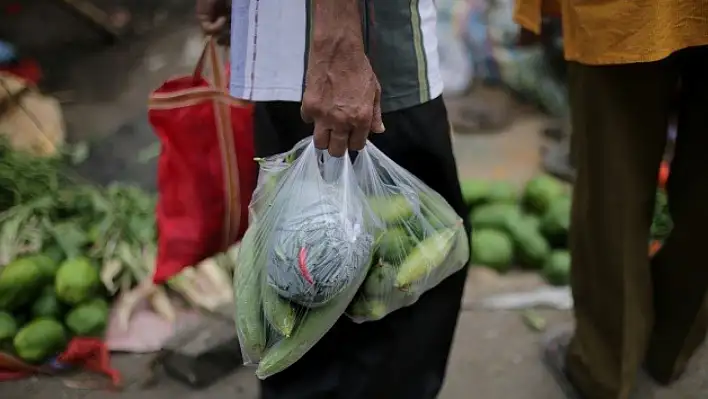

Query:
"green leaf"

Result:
[[66, 142, 90, 165], [51, 221, 89, 259]]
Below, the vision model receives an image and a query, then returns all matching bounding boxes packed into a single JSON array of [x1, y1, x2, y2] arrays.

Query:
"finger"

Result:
[[348, 123, 368, 151], [328, 128, 349, 157], [313, 123, 330, 150], [370, 86, 385, 134], [300, 106, 314, 124], [199, 16, 226, 34]]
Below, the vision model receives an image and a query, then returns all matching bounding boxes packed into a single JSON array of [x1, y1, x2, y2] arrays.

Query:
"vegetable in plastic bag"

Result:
[[234, 138, 374, 379], [346, 141, 470, 323]]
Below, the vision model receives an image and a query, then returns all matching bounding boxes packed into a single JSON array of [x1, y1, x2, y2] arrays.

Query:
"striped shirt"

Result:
[[229, 0, 442, 113]]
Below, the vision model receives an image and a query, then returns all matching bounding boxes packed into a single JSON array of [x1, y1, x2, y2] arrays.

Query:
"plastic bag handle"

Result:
[[313, 145, 356, 184], [192, 37, 228, 91]]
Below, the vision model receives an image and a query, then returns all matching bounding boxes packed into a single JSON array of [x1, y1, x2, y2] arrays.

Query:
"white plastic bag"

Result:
[[346, 142, 470, 322], [234, 138, 375, 379]]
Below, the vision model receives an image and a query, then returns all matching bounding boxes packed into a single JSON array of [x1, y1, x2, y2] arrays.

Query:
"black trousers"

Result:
[[254, 97, 471, 399]]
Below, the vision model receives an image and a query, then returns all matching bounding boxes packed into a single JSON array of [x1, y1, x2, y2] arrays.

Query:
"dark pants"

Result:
[[253, 97, 470, 399], [566, 46, 708, 398]]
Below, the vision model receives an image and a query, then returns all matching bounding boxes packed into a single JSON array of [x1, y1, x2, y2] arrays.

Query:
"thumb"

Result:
[[370, 87, 385, 134]]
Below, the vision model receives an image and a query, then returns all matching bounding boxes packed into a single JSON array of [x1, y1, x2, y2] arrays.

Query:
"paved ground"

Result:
[[2, 19, 708, 399], [6, 271, 708, 398], [6, 114, 708, 399]]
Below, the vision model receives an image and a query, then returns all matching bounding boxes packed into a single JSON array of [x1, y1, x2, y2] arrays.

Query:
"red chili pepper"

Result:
[[298, 247, 314, 285], [649, 240, 662, 256], [658, 161, 670, 189]]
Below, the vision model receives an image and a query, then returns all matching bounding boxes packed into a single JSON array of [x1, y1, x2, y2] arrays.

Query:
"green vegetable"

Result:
[[0, 138, 64, 212], [470, 203, 522, 233], [55, 257, 100, 305], [42, 246, 66, 264], [419, 192, 462, 230], [31, 286, 63, 318], [13, 318, 67, 363], [254, 170, 287, 215], [256, 248, 373, 379], [471, 229, 514, 272], [347, 298, 387, 320], [0, 256, 44, 311], [540, 196, 571, 247], [262, 285, 297, 338], [376, 227, 414, 264], [395, 228, 457, 288], [85, 297, 110, 313], [460, 179, 490, 206], [234, 228, 267, 360], [368, 195, 414, 224], [362, 263, 397, 298], [522, 174, 567, 215], [65, 299, 109, 336], [509, 221, 550, 269], [522, 214, 542, 232], [650, 189, 672, 241], [0, 311, 18, 343], [256, 289, 353, 379], [543, 250, 571, 286], [24, 254, 58, 283], [486, 181, 519, 204]]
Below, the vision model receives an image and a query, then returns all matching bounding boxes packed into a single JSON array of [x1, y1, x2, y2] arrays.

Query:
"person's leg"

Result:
[[547, 59, 678, 398], [254, 97, 470, 399], [644, 45, 708, 385]]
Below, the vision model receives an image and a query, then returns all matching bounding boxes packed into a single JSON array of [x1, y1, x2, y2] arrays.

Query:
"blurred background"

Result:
[[0, 1, 693, 398]]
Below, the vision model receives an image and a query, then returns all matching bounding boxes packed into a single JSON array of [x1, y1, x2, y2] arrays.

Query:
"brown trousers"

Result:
[[566, 45, 708, 399]]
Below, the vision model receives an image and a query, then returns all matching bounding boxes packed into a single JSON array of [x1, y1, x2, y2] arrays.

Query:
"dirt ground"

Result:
[[2, 19, 707, 399]]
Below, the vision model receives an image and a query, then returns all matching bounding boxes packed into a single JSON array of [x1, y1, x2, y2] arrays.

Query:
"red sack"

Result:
[[148, 39, 256, 284]]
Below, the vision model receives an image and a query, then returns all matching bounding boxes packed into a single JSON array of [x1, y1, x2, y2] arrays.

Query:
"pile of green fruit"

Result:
[[462, 174, 572, 286], [235, 193, 466, 380], [0, 253, 109, 363]]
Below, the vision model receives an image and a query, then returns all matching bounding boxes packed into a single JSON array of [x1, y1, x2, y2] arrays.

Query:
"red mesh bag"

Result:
[[148, 39, 256, 283]]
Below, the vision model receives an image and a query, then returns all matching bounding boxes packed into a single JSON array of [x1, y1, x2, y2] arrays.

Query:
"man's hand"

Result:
[[301, 0, 385, 157], [196, 0, 231, 45]]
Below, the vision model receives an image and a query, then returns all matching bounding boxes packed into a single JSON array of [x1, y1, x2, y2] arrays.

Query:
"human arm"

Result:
[[196, 0, 231, 45], [301, 0, 385, 157]]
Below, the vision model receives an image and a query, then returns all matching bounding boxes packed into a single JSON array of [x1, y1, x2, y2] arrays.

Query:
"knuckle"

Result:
[[332, 112, 348, 125], [354, 110, 371, 126], [301, 99, 320, 115]]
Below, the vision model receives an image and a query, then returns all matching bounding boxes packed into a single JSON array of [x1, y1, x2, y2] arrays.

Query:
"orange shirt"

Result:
[[513, 0, 708, 65]]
